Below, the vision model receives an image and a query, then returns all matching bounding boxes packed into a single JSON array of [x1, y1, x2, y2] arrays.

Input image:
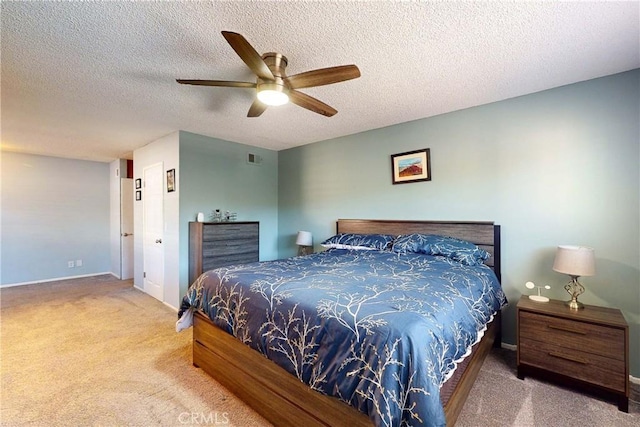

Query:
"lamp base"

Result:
[[564, 276, 585, 310], [297, 246, 312, 256], [565, 299, 584, 310]]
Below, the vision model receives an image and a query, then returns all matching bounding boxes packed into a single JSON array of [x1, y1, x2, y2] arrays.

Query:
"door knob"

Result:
[[155, 239, 162, 244], [122, 233, 133, 237]]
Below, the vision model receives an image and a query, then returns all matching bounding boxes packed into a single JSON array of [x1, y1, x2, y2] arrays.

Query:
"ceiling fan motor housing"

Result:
[[261, 52, 288, 78], [257, 53, 289, 105]]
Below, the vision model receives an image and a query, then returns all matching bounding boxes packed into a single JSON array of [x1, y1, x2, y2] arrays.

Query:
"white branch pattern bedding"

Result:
[[179, 249, 507, 427]]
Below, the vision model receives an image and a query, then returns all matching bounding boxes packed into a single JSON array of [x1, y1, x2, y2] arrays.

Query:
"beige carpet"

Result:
[[1, 275, 268, 427], [457, 348, 639, 427], [1, 275, 638, 426]]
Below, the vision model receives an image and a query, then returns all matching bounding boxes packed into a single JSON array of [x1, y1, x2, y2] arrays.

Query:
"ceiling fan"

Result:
[[177, 31, 361, 117]]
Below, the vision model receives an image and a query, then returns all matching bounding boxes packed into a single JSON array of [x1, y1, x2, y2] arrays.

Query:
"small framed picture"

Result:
[[135, 178, 141, 189], [391, 148, 431, 184], [135, 190, 141, 201], [166, 168, 175, 192]]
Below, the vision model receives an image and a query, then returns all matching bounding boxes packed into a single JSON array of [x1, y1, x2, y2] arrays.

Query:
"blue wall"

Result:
[[2, 71, 637, 375], [178, 131, 279, 298], [278, 70, 640, 375], [1, 152, 110, 285]]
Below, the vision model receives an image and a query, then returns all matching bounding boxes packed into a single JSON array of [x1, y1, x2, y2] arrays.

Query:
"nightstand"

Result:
[[516, 296, 629, 412]]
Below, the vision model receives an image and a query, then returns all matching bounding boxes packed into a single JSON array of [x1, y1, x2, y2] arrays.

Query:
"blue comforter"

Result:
[[179, 249, 507, 427]]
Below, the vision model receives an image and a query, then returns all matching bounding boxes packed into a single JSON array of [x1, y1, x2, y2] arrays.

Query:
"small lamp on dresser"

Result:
[[296, 231, 313, 256], [552, 245, 596, 310]]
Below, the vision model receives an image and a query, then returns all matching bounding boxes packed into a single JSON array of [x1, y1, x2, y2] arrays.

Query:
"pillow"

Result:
[[321, 233, 395, 251], [391, 233, 433, 254], [392, 233, 490, 266]]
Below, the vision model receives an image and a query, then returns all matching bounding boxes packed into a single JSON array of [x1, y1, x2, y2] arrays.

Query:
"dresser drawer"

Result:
[[202, 251, 259, 271], [203, 239, 259, 256], [519, 311, 624, 361], [203, 223, 259, 241], [519, 339, 625, 392]]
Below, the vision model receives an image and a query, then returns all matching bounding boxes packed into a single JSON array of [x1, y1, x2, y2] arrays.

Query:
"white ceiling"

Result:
[[2, 1, 638, 163]]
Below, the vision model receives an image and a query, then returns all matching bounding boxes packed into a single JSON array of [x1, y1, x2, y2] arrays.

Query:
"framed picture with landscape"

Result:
[[391, 148, 431, 184]]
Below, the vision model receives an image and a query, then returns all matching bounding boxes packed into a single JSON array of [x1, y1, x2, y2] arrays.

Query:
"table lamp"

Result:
[[552, 245, 596, 310], [296, 231, 313, 256]]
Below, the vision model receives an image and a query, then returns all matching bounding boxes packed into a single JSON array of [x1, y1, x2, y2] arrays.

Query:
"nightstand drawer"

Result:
[[516, 297, 629, 412], [519, 311, 624, 361], [519, 339, 626, 392]]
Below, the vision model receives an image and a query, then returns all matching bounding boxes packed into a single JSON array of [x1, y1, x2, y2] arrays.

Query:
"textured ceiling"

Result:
[[2, 1, 639, 162]]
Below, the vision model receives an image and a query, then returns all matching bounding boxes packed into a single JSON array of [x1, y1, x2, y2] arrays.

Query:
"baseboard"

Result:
[[501, 342, 517, 351], [130, 285, 178, 312], [502, 342, 640, 404], [630, 375, 640, 403], [0, 272, 114, 288], [164, 301, 179, 312]]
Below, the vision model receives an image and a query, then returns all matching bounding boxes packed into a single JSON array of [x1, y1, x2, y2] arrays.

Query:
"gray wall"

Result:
[[1, 152, 110, 285], [278, 70, 640, 376], [178, 131, 279, 299]]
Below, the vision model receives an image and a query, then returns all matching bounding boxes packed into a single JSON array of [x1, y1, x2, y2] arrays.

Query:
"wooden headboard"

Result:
[[336, 219, 501, 282]]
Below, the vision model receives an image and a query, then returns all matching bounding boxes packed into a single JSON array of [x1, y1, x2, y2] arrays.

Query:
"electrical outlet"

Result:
[[76, 259, 83, 267], [68, 261, 74, 268]]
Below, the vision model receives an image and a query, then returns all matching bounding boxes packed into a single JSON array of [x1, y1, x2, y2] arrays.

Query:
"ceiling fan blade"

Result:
[[176, 79, 256, 88], [247, 100, 267, 117], [288, 90, 337, 117], [285, 65, 360, 89], [221, 31, 275, 81]]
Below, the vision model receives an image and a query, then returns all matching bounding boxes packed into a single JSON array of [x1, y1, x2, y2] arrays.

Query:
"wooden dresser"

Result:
[[189, 222, 259, 284], [517, 296, 629, 411]]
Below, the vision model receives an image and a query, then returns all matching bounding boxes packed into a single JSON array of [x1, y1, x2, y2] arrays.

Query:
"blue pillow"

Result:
[[391, 233, 433, 254], [321, 233, 395, 251], [392, 233, 490, 266]]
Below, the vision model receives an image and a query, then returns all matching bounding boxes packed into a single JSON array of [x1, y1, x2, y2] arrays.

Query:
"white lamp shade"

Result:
[[296, 231, 313, 246], [553, 245, 596, 276]]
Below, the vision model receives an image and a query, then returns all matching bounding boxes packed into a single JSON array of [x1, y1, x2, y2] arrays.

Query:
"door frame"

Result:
[[120, 178, 134, 280]]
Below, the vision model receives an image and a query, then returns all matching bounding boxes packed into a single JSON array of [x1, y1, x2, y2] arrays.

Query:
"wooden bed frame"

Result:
[[191, 219, 502, 426]]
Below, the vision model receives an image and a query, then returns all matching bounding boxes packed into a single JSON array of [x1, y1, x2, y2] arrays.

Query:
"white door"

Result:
[[143, 163, 164, 302], [120, 178, 134, 280]]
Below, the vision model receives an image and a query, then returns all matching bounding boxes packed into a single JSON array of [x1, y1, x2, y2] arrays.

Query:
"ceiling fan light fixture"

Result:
[[178, 31, 361, 117], [257, 83, 289, 106]]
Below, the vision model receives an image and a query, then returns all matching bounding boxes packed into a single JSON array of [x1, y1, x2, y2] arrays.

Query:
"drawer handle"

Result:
[[547, 324, 587, 335], [548, 351, 589, 365]]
